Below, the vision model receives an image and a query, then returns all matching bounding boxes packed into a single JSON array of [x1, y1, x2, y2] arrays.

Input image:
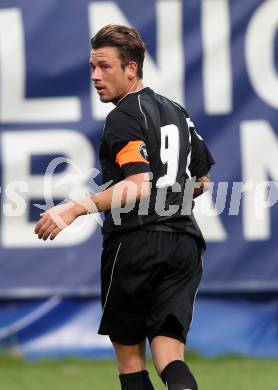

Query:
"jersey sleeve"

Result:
[[186, 116, 215, 178], [104, 109, 151, 178]]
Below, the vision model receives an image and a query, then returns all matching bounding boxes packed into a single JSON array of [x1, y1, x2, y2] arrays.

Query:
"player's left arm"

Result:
[[193, 174, 211, 198], [187, 117, 215, 199]]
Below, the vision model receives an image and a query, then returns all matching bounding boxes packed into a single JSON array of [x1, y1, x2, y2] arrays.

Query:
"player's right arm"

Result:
[[35, 109, 151, 241], [35, 171, 151, 241]]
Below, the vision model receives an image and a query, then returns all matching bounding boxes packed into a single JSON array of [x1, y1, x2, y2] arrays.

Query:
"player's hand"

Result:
[[34, 201, 80, 241]]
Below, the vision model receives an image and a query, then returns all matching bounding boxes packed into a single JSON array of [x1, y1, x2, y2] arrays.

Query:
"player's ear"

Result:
[[127, 61, 138, 79]]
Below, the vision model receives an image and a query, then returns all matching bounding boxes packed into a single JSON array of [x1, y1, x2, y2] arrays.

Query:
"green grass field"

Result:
[[1, 354, 277, 390]]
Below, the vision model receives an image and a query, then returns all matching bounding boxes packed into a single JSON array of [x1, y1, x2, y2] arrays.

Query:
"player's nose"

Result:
[[91, 67, 101, 81]]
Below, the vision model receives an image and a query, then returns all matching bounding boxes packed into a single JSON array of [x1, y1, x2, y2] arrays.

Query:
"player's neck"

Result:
[[116, 79, 144, 105], [127, 78, 144, 94]]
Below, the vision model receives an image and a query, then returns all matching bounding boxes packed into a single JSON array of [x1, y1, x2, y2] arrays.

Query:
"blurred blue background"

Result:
[[0, 0, 277, 358]]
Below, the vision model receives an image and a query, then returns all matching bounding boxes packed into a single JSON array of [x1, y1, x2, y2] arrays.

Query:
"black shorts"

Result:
[[98, 229, 203, 345]]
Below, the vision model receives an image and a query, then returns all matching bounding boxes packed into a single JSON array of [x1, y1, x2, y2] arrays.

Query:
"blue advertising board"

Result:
[[0, 0, 277, 297]]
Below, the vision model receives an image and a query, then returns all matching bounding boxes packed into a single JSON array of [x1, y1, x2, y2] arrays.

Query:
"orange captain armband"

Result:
[[115, 140, 149, 167]]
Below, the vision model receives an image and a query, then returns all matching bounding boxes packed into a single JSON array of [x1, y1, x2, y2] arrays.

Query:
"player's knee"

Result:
[[113, 341, 146, 374], [115, 352, 145, 374], [118, 359, 145, 374], [153, 348, 183, 376]]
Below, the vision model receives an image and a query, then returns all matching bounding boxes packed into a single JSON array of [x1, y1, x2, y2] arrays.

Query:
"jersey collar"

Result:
[[116, 87, 149, 106]]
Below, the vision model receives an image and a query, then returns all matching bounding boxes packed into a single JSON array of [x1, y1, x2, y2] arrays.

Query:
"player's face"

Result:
[[90, 47, 133, 105]]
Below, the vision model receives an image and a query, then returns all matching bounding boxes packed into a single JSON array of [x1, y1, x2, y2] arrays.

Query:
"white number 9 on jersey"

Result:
[[156, 124, 180, 187]]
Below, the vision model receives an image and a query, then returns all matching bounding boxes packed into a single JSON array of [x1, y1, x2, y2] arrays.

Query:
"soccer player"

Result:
[[35, 25, 214, 390]]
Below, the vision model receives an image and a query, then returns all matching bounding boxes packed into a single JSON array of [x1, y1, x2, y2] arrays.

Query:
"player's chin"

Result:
[[99, 95, 111, 103], [97, 90, 111, 102], [98, 92, 119, 104]]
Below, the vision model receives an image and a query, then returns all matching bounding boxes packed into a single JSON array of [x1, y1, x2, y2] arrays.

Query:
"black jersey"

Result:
[[99, 87, 214, 246]]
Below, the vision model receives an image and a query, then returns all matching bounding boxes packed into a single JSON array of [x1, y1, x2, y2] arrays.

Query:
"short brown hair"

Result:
[[91, 24, 145, 79]]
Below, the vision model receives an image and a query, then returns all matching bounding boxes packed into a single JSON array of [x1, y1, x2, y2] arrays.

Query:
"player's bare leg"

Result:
[[151, 335, 184, 373], [151, 336, 198, 390], [113, 340, 146, 373], [112, 340, 154, 389]]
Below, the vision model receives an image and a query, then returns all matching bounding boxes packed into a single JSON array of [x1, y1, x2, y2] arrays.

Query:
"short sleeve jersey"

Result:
[[99, 87, 215, 247]]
